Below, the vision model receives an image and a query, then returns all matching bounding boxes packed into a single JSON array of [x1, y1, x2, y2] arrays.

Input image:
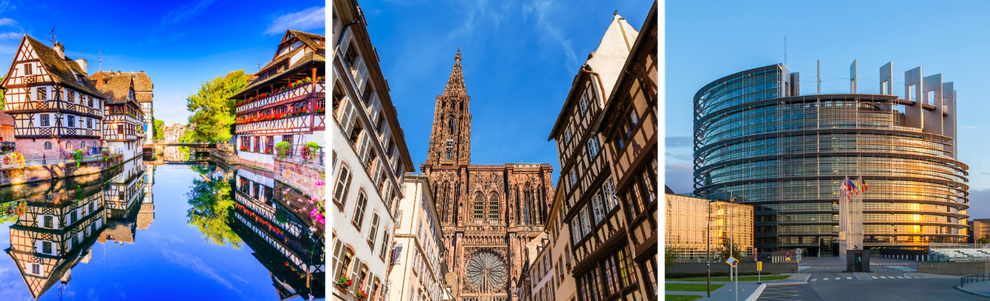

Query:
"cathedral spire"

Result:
[[443, 48, 466, 96]]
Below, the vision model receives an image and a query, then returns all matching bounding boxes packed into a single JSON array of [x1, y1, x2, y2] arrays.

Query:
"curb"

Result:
[[956, 285, 990, 298], [745, 283, 767, 301]]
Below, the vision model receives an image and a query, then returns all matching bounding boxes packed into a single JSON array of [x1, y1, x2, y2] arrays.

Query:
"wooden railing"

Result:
[[236, 81, 325, 114], [6, 100, 103, 118]]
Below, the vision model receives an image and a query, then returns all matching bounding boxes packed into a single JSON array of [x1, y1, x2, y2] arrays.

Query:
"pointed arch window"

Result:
[[530, 187, 540, 225], [488, 192, 499, 221], [474, 192, 484, 220], [449, 118, 456, 135]]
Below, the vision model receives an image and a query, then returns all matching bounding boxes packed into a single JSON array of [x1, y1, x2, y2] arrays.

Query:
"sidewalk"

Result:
[[666, 273, 809, 300], [664, 281, 763, 301], [957, 280, 990, 298]]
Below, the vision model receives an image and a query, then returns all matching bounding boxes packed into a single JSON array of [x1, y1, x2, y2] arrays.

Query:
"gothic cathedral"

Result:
[[421, 49, 554, 301]]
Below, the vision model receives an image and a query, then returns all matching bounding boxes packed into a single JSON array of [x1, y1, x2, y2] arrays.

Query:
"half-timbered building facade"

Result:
[[232, 165, 325, 299], [95, 73, 145, 160], [548, 12, 647, 301], [4, 179, 107, 299], [99, 158, 146, 247], [1, 35, 104, 158], [596, 3, 658, 298], [233, 29, 326, 171], [90, 71, 154, 144]]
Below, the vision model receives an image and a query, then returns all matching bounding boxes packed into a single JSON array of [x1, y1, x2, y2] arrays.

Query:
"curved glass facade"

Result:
[[693, 64, 969, 253]]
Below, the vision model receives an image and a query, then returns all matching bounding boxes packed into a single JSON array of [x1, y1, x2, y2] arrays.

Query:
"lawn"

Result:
[[664, 295, 702, 301], [678, 275, 791, 282], [666, 283, 725, 292]]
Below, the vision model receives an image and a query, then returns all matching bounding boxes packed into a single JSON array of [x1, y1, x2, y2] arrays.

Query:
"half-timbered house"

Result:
[[4, 181, 107, 299], [102, 157, 146, 220], [232, 167, 324, 299], [96, 74, 145, 161], [233, 29, 325, 171], [0, 35, 105, 158], [90, 71, 154, 144]]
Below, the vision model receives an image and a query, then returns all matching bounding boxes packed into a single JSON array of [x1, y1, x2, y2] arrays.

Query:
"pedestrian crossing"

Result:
[[810, 275, 923, 281]]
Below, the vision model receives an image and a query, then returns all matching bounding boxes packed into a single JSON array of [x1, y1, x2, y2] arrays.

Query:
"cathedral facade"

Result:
[[421, 49, 554, 301]]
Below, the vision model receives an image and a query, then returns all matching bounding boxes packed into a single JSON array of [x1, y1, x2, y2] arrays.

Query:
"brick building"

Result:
[[1, 35, 105, 158], [420, 49, 554, 301]]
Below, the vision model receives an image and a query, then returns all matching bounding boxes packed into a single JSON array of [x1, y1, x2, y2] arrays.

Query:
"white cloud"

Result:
[[264, 6, 325, 36], [523, 0, 579, 68], [961, 125, 977, 130], [0, 32, 21, 39], [0, 18, 15, 27]]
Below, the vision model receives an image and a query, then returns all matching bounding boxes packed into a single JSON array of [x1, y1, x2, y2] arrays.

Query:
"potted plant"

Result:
[[276, 141, 291, 159], [336, 276, 352, 289], [73, 149, 84, 167], [355, 290, 368, 301], [302, 142, 320, 163]]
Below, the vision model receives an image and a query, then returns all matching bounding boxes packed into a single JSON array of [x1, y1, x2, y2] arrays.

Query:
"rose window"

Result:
[[465, 252, 507, 292]]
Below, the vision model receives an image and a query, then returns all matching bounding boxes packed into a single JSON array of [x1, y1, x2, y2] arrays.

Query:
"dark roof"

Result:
[[23, 35, 102, 96], [285, 29, 326, 51], [232, 49, 324, 99], [89, 71, 153, 101], [0, 110, 14, 126], [95, 75, 133, 102]]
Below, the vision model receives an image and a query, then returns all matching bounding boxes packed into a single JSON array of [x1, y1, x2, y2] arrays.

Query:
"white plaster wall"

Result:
[[586, 14, 639, 105], [331, 118, 394, 298]]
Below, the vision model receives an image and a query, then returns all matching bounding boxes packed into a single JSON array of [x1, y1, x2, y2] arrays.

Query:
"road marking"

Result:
[[812, 279, 817, 281], [878, 276, 886, 279], [847, 277, 851, 280], [824, 278, 829, 281], [897, 276, 904, 279]]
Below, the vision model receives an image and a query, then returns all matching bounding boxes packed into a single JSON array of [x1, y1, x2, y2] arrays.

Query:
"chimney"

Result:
[[54, 42, 65, 59], [75, 59, 88, 75]]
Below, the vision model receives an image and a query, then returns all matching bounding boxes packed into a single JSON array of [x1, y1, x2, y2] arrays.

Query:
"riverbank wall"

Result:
[[0, 154, 124, 186]]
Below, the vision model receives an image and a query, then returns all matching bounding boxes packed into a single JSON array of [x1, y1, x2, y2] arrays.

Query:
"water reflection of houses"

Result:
[[232, 166, 325, 299], [4, 177, 109, 299], [99, 158, 148, 245]]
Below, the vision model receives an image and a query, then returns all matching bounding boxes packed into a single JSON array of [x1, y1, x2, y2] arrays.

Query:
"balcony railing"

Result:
[[236, 81, 325, 114], [6, 100, 103, 118], [235, 114, 321, 134], [273, 145, 325, 167]]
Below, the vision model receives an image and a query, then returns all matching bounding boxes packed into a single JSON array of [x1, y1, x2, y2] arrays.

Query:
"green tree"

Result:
[[186, 169, 241, 249], [185, 70, 249, 142], [979, 237, 989, 244], [717, 238, 743, 262], [665, 248, 679, 273], [153, 119, 165, 141]]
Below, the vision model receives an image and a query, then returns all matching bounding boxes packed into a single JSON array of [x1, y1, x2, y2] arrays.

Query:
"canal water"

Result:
[[0, 159, 325, 300]]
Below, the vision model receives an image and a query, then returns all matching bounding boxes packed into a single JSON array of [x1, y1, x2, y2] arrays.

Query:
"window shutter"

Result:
[[359, 134, 372, 163], [391, 243, 403, 265], [341, 100, 355, 135]]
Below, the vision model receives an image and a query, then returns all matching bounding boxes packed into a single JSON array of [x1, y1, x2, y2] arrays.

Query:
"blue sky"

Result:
[[666, 1, 990, 218], [0, 0, 325, 126], [359, 0, 654, 184]]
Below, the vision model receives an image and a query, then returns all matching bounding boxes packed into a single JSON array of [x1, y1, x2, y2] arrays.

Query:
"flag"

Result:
[[846, 176, 857, 195], [861, 178, 868, 192]]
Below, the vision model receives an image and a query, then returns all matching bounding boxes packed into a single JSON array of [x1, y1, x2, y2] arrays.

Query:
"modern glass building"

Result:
[[693, 63, 970, 255], [665, 193, 754, 260]]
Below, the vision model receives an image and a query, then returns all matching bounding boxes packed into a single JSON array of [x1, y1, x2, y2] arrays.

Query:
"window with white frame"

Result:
[[587, 136, 600, 159]]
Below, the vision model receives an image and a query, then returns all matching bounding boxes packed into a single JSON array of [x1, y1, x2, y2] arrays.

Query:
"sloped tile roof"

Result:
[[0, 110, 14, 126], [23, 35, 102, 96], [96, 75, 133, 104]]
